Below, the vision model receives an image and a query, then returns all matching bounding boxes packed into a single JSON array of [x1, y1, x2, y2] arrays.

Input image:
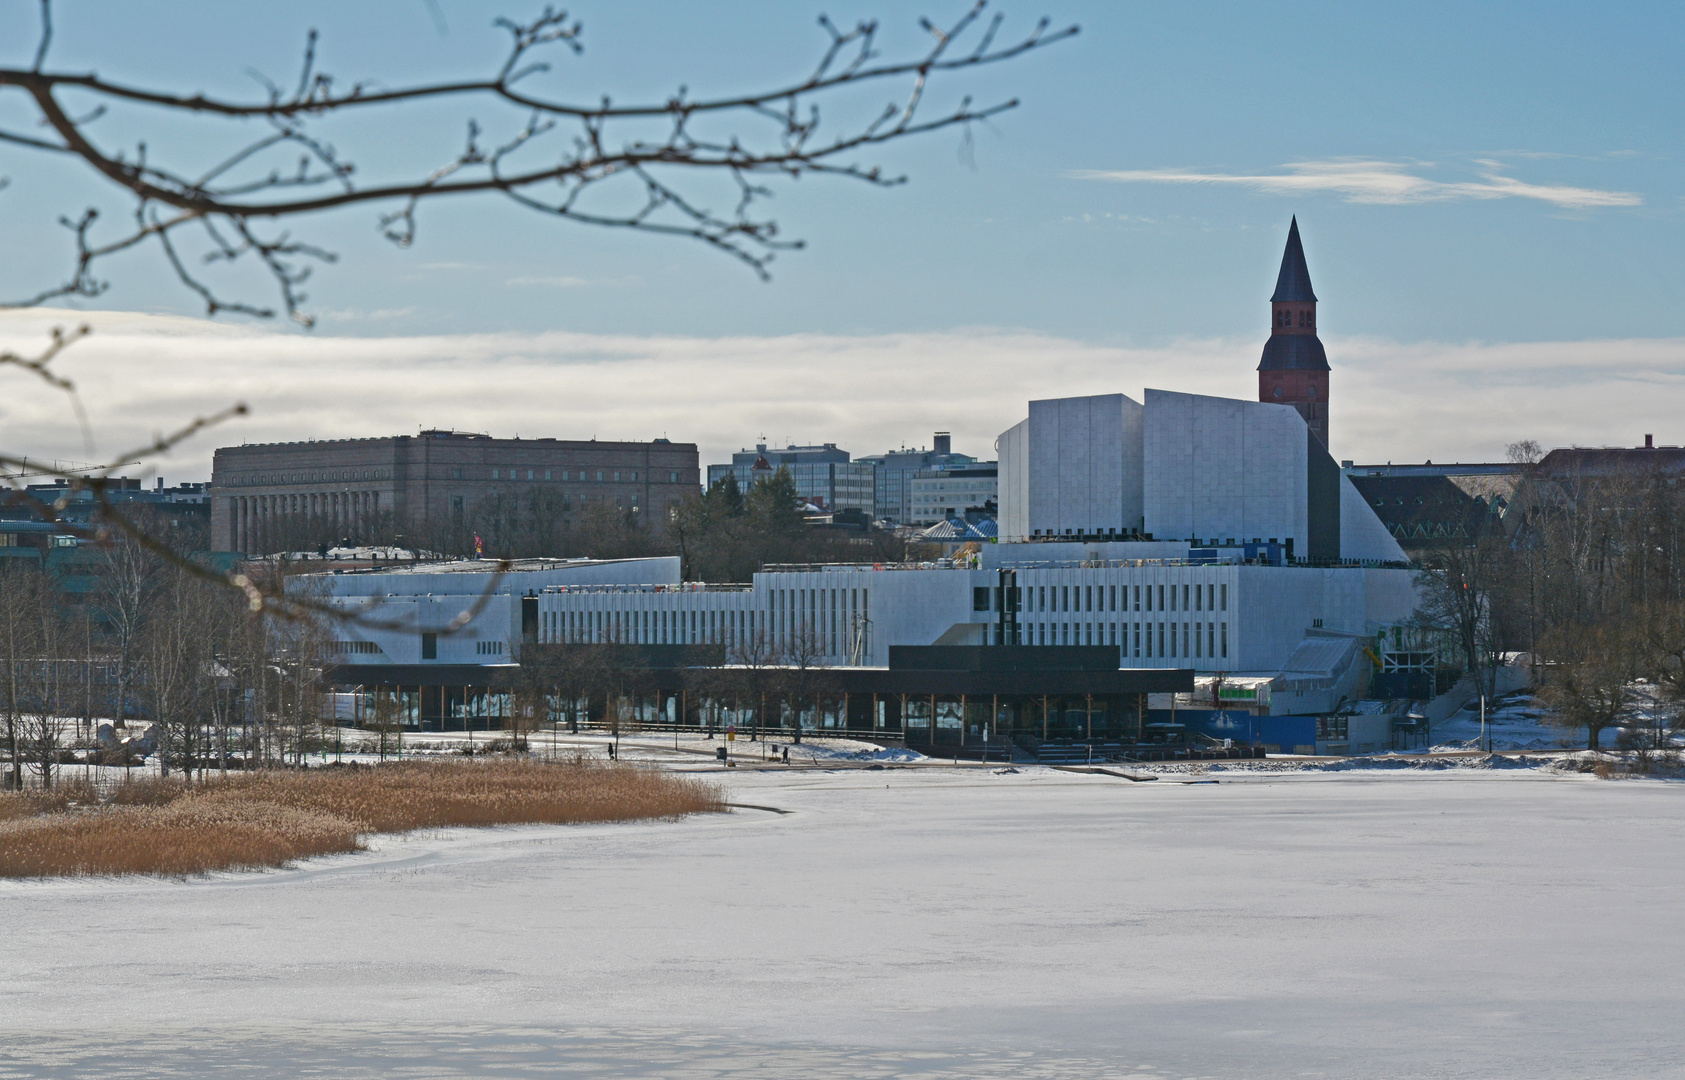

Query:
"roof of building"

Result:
[[916, 518, 997, 541], [1347, 475, 1504, 548], [1538, 446, 1685, 478], [1270, 217, 1317, 303], [1258, 333, 1329, 372]]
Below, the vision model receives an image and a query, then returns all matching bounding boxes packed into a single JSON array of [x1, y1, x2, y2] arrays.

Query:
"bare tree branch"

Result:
[[0, 2, 1076, 322]]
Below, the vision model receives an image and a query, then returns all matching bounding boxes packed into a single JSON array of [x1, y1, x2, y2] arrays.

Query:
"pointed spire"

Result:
[[1270, 216, 1317, 303]]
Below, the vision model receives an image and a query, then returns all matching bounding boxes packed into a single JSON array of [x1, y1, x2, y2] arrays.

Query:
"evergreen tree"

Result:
[[746, 467, 806, 539]]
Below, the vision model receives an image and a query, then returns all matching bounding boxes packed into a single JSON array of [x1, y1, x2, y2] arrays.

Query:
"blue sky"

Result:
[[1, 1, 1681, 474]]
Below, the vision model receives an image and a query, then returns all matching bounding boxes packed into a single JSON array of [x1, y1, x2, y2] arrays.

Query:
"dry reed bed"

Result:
[[0, 760, 724, 879]]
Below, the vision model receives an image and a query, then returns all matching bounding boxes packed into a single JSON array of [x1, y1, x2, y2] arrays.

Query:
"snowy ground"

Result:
[[5, 766, 1685, 1077], [1427, 691, 1583, 751]]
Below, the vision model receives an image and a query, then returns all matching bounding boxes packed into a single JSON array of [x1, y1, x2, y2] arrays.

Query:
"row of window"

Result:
[[470, 468, 681, 483], [238, 469, 391, 486], [416, 633, 505, 657], [1018, 620, 1229, 660], [449, 490, 640, 514], [539, 591, 873, 658], [234, 467, 693, 487], [333, 640, 382, 654], [976, 583, 1229, 614], [1275, 309, 1316, 328]]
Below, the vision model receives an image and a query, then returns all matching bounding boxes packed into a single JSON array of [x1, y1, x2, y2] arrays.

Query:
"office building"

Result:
[[706, 443, 874, 513], [857, 432, 978, 523], [908, 463, 998, 525]]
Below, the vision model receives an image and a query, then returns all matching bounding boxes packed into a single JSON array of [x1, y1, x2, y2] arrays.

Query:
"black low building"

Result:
[[322, 645, 1192, 750]]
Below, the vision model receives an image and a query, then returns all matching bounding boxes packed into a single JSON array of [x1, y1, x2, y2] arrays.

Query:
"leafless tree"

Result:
[[727, 627, 782, 739], [20, 571, 70, 788], [0, 570, 43, 788], [775, 623, 835, 744], [86, 522, 164, 729], [1537, 618, 1646, 751]]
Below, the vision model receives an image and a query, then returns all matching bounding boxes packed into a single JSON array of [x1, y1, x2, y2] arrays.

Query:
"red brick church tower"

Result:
[[1258, 217, 1330, 446]]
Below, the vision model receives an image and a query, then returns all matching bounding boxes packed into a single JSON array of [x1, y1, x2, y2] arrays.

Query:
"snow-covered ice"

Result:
[[3, 767, 1683, 1077]]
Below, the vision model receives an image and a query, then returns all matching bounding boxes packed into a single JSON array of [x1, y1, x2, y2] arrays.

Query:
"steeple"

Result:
[[1270, 217, 1317, 302], [1258, 217, 1330, 446]]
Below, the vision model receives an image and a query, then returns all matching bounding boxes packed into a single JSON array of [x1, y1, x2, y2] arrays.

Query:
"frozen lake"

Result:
[[3, 766, 1682, 1078]]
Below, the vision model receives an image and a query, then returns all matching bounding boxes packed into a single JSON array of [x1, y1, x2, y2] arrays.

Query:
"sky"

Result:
[[1, 0, 1681, 480]]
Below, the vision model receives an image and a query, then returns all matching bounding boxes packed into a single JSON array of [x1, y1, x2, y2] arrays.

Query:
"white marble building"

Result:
[[997, 388, 1406, 565]]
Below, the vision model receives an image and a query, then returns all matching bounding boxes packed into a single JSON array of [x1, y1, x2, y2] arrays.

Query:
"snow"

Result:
[[4, 767, 1685, 1077], [1426, 690, 1564, 750]]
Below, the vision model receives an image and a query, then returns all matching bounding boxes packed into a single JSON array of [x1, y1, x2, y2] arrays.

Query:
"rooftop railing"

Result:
[[541, 582, 753, 595]]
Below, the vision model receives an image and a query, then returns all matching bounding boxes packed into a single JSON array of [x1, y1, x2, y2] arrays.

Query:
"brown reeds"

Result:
[[0, 760, 723, 878]]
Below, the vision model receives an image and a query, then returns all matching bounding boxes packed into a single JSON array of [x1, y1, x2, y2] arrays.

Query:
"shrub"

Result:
[[0, 759, 722, 878]]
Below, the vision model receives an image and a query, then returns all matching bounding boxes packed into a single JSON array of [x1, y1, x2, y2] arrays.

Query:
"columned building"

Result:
[[1258, 217, 1330, 447]]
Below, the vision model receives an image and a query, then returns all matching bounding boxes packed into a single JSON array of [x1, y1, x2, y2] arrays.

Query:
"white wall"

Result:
[[1016, 393, 1143, 537], [997, 418, 1030, 541], [1142, 389, 1308, 549], [1340, 475, 1410, 563]]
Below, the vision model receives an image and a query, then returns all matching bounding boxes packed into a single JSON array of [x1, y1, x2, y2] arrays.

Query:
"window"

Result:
[[453, 468, 463, 480], [669, 471, 679, 482], [491, 469, 500, 480], [1220, 584, 1228, 610], [1221, 622, 1228, 658], [596, 471, 604, 482], [527, 470, 535, 480], [1273, 386, 1283, 399], [421, 633, 437, 660]]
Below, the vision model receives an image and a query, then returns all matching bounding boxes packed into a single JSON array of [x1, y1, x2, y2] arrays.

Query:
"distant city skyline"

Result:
[[3, 308, 1678, 485]]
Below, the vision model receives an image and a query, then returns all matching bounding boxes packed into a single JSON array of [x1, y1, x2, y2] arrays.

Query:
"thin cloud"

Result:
[[1072, 159, 1642, 210], [505, 275, 592, 288], [1, 310, 1679, 480]]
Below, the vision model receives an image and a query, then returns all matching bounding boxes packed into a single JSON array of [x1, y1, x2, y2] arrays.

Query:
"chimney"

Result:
[[156, 477, 164, 490], [933, 432, 952, 457], [1645, 434, 1654, 449]]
